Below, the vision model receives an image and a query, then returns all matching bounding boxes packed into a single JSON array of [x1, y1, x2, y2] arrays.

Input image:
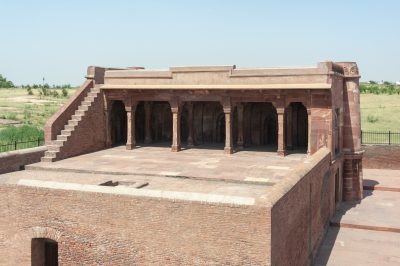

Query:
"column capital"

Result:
[[170, 97, 182, 113], [221, 97, 231, 113], [276, 107, 285, 115], [125, 102, 137, 112]]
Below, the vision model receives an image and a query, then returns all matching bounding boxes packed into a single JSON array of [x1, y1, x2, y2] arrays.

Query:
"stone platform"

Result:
[[315, 168, 400, 265], [0, 145, 307, 206], [25, 145, 307, 185]]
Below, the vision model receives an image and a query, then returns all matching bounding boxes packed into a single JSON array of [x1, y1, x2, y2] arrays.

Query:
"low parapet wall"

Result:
[[0, 147, 47, 174], [362, 145, 400, 170], [269, 148, 333, 266]]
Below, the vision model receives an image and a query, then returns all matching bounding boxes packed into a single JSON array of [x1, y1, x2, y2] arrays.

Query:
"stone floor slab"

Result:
[[26, 145, 307, 184]]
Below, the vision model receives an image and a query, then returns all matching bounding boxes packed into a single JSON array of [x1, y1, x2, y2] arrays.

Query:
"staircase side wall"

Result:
[[56, 92, 107, 160], [44, 79, 94, 143]]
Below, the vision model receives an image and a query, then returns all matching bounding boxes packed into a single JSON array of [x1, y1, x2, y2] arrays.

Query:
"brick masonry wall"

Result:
[[0, 184, 271, 265], [270, 149, 332, 266], [362, 145, 400, 170], [57, 91, 107, 160], [0, 147, 47, 174]]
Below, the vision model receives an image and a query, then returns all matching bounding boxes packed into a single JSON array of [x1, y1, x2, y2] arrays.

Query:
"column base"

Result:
[[277, 149, 287, 156], [171, 145, 181, 152], [126, 143, 135, 150], [224, 146, 233, 154]]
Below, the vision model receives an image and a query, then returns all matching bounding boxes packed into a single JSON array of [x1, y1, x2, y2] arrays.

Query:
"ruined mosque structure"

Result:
[[0, 61, 363, 265]]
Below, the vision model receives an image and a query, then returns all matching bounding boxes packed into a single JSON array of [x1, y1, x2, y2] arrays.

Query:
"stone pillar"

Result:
[[224, 109, 233, 154], [307, 108, 312, 155], [285, 105, 293, 150], [237, 103, 244, 149], [336, 62, 363, 201], [171, 101, 181, 152], [144, 101, 152, 144], [277, 107, 286, 156], [187, 102, 194, 147], [222, 98, 233, 154], [125, 103, 137, 150]]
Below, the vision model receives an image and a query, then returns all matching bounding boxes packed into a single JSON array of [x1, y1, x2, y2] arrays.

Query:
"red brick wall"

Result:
[[56, 91, 107, 160], [0, 185, 271, 265], [270, 149, 332, 266], [363, 145, 400, 170], [0, 147, 47, 174]]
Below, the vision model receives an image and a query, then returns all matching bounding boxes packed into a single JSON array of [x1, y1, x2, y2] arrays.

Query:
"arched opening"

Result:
[[286, 102, 308, 152], [180, 106, 189, 144], [216, 113, 225, 143], [134, 101, 172, 145], [242, 102, 277, 149], [151, 101, 172, 143], [110, 100, 127, 146], [135, 101, 145, 143], [182, 101, 224, 148], [31, 238, 58, 266]]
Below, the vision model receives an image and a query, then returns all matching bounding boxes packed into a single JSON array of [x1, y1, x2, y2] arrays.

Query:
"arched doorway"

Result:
[[135, 102, 145, 143], [216, 112, 225, 143], [179, 102, 225, 147], [31, 238, 58, 266], [110, 100, 127, 146], [286, 102, 308, 152], [242, 102, 278, 148], [151, 101, 172, 143]]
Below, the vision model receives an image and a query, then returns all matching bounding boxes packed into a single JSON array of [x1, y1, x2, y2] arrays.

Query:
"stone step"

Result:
[[44, 151, 57, 158], [68, 119, 79, 126], [87, 92, 99, 97], [71, 114, 83, 121], [57, 134, 69, 141], [41, 156, 56, 162], [54, 139, 65, 146], [61, 129, 72, 136], [75, 109, 86, 116], [78, 105, 89, 111], [91, 87, 101, 93], [82, 101, 92, 106], [47, 145, 61, 152], [64, 124, 76, 130]]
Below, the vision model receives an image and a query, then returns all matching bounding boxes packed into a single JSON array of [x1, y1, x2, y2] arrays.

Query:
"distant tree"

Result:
[[369, 80, 377, 84], [383, 81, 392, 85], [61, 88, 68, 97], [0, 74, 15, 88]]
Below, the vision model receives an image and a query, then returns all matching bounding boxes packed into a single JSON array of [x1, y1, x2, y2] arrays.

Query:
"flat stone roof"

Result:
[[100, 62, 342, 90], [0, 146, 308, 206]]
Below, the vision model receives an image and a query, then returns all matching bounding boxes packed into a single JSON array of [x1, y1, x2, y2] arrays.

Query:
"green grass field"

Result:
[[360, 93, 400, 131], [0, 87, 76, 149]]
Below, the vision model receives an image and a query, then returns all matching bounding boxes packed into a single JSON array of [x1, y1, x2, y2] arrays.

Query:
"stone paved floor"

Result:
[[26, 145, 307, 185], [315, 169, 400, 265]]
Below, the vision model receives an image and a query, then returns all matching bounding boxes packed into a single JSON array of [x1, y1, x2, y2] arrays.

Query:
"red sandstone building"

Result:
[[0, 61, 363, 265]]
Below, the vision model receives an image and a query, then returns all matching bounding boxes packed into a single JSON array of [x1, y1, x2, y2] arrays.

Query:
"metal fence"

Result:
[[0, 138, 44, 153], [361, 131, 400, 145]]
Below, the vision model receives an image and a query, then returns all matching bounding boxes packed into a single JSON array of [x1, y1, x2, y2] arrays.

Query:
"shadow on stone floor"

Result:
[[314, 179, 378, 265]]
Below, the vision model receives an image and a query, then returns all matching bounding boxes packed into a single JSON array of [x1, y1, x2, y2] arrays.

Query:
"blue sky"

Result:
[[0, 0, 399, 85]]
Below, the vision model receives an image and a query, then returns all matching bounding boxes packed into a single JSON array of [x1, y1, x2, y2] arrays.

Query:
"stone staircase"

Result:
[[41, 86, 101, 162]]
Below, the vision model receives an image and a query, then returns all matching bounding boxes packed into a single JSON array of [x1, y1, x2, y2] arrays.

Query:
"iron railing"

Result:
[[361, 131, 400, 145], [0, 138, 44, 153]]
